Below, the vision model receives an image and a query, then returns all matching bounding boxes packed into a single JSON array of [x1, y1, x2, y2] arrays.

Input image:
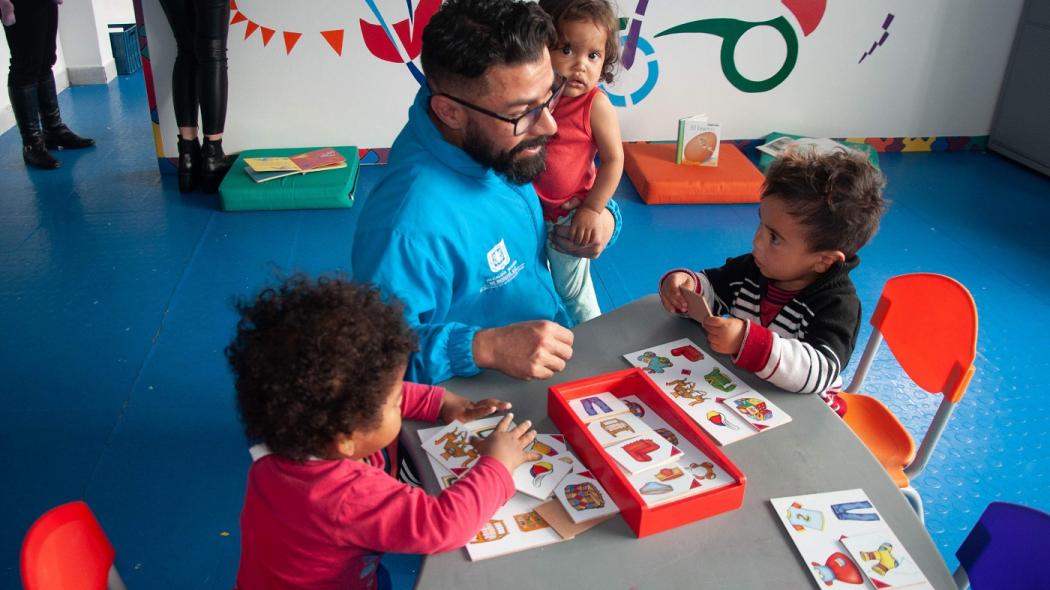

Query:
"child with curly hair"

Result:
[[227, 275, 539, 589], [534, 0, 623, 323], [659, 149, 886, 416]]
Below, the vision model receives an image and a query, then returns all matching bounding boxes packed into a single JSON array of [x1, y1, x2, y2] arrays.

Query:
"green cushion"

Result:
[[219, 146, 360, 212], [757, 132, 880, 172]]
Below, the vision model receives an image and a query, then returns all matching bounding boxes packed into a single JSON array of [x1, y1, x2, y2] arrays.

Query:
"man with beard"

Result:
[[352, 0, 621, 385]]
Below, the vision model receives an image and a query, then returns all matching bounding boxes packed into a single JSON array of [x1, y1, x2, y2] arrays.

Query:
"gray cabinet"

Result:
[[990, 0, 1050, 176]]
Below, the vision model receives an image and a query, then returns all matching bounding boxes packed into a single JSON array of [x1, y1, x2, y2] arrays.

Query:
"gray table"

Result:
[[401, 295, 955, 589]]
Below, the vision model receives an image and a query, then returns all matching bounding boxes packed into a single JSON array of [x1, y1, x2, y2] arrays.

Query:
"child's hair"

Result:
[[539, 0, 620, 83], [226, 275, 417, 462], [762, 149, 887, 258]]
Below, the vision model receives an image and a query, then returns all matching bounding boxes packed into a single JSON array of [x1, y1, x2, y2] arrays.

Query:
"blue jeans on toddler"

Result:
[[545, 211, 600, 324]]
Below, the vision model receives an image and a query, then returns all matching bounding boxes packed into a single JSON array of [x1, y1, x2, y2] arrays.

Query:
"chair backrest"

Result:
[[870, 273, 977, 402], [21, 501, 115, 590], [956, 502, 1050, 589]]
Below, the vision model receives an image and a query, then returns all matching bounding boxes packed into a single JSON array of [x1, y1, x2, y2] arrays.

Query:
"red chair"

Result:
[[839, 274, 978, 523], [21, 501, 126, 590]]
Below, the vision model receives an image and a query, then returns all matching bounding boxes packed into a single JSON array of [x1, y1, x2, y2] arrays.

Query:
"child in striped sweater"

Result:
[[658, 149, 886, 415]]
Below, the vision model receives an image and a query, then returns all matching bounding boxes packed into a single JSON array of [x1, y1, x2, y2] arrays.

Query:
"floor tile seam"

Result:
[[81, 211, 219, 497]]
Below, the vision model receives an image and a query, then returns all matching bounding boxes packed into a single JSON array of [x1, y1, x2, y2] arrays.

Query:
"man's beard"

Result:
[[462, 122, 549, 185]]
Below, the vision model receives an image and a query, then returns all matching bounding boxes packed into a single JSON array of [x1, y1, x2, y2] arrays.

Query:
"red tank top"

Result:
[[534, 87, 600, 221]]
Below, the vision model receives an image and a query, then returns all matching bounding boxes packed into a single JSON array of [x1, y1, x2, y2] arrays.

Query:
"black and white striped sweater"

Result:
[[690, 254, 862, 400]]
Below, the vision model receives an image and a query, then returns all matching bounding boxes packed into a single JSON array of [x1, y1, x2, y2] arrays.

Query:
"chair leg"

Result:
[[952, 565, 970, 590], [902, 486, 925, 523]]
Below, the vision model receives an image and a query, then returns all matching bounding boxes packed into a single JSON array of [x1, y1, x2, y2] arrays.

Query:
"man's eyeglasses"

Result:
[[433, 75, 565, 136]]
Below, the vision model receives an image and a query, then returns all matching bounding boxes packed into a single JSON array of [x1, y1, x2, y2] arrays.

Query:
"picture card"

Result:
[[568, 391, 631, 423], [586, 412, 653, 447], [421, 416, 506, 476], [605, 432, 682, 475], [417, 424, 566, 561], [626, 462, 704, 507], [535, 498, 615, 540], [721, 391, 792, 431], [840, 532, 932, 589], [553, 470, 620, 524], [681, 287, 713, 323], [772, 489, 900, 589], [512, 434, 574, 500]]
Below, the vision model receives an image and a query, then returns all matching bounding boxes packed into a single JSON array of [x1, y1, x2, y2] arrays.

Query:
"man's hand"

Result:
[[702, 316, 747, 356], [659, 272, 696, 314], [439, 391, 511, 424], [1, 0, 16, 26], [549, 207, 614, 259], [473, 320, 574, 380], [470, 414, 541, 474]]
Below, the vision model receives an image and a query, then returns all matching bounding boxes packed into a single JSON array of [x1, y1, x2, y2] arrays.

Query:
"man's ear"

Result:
[[429, 95, 467, 131], [813, 250, 846, 273]]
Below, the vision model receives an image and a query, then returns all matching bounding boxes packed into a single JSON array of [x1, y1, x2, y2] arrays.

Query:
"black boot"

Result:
[[38, 71, 95, 150], [201, 137, 234, 193], [8, 84, 60, 170], [176, 136, 202, 193]]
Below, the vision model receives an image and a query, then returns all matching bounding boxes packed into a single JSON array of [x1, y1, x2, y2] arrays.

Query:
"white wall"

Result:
[[136, 0, 1024, 157], [58, 0, 117, 85], [99, 0, 136, 25]]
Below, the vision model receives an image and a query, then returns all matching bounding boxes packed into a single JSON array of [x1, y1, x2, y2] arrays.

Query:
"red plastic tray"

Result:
[[548, 368, 746, 538]]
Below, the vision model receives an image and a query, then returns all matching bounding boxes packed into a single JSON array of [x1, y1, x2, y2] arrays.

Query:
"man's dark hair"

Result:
[[421, 0, 557, 95], [226, 275, 417, 462], [539, 0, 621, 83], [763, 149, 887, 258]]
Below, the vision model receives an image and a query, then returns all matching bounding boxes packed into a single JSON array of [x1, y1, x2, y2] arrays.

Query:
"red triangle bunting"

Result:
[[230, 10, 247, 25], [283, 31, 302, 54], [244, 21, 259, 40], [260, 27, 275, 46], [229, 0, 237, 9], [321, 29, 345, 56]]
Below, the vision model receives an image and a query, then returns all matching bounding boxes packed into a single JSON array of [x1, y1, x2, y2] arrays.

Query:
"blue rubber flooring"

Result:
[[1, 71, 1048, 588]]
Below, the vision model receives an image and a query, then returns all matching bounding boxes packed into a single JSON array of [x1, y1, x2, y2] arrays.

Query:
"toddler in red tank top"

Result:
[[535, 0, 624, 324]]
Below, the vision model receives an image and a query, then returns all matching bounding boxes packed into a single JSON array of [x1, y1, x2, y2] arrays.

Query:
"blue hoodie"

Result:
[[352, 88, 621, 384]]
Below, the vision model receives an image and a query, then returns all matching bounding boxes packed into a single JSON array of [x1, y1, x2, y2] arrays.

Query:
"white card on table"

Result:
[[721, 391, 792, 431], [605, 432, 682, 475], [585, 412, 653, 447], [626, 461, 704, 506], [417, 424, 566, 561], [624, 338, 756, 445], [840, 532, 932, 589], [771, 489, 901, 589], [512, 434, 574, 500], [553, 470, 620, 523], [568, 391, 631, 423], [421, 416, 506, 476]]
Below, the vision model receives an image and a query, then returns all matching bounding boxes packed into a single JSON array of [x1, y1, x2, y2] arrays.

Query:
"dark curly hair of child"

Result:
[[226, 275, 417, 462], [763, 148, 887, 258], [539, 0, 621, 83]]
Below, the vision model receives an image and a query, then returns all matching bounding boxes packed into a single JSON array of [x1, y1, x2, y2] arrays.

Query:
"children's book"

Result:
[[243, 161, 348, 184], [290, 147, 346, 170], [770, 489, 933, 589], [676, 115, 722, 166]]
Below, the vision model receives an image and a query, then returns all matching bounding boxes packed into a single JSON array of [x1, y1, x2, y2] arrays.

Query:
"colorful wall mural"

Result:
[[133, 0, 1024, 167]]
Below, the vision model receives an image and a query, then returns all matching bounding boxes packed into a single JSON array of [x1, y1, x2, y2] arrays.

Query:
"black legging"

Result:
[[3, 0, 59, 88], [157, 0, 230, 136]]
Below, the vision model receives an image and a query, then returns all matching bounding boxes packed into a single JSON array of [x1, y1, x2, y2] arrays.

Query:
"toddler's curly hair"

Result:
[[763, 148, 887, 258], [226, 275, 417, 462]]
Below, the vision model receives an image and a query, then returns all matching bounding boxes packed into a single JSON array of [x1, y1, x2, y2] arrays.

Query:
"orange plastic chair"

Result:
[[839, 274, 977, 523], [21, 501, 126, 590]]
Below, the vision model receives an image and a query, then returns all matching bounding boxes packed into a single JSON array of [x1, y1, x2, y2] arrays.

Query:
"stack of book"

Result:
[[243, 147, 347, 183]]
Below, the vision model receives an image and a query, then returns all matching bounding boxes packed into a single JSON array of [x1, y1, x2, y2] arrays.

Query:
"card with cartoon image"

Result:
[[511, 434, 574, 500], [840, 532, 932, 589], [553, 470, 620, 524], [605, 433, 682, 475], [568, 391, 631, 424], [421, 416, 506, 476], [721, 391, 792, 431], [586, 412, 653, 447]]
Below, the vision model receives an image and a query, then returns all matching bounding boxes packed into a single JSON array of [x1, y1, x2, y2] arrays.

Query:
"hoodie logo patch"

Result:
[[487, 239, 510, 273]]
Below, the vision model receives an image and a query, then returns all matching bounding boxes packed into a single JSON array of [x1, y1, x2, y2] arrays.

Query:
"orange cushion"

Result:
[[623, 142, 764, 205]]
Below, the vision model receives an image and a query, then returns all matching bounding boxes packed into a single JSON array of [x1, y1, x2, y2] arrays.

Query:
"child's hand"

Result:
[[569, 207, 602, 246], [470, 413, 541, 474], [659, 272, 696, 314], [702, 316, 746, 355], [439, 391, 511, 424]]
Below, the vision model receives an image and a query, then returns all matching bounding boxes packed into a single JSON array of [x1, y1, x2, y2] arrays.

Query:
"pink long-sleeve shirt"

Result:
[[236, 382, 515, 590]]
